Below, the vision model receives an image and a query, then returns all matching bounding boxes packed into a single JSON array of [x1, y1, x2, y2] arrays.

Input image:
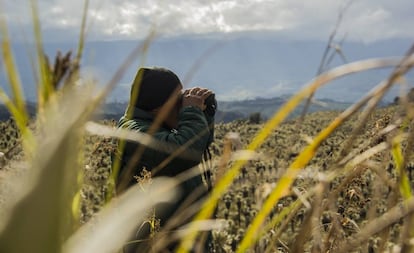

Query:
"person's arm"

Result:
[[145, 88, 214, 175], [149, 106, 210, 174]]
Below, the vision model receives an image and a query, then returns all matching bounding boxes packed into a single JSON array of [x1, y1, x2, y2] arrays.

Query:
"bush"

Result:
[[248, 112, 262, 124]]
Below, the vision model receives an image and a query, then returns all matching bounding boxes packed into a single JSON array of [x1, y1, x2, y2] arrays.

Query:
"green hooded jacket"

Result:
[[115, 105, 214, 193]]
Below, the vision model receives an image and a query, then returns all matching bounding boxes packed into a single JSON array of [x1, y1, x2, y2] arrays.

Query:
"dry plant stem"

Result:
[[0, 86, 92, 252], [400, 216, 414, 253], [327, 165, 366, 208], [367, 173, 383, 221], [339, 44, 414, 159], [0, 27, 26, 114], [311, 183, 326, 253], [299, 0, 352, 122], [337, 117, 399, 168], [336, 197, 414, 252], [181, 42, 225, 86], [64, 178, 178, 253], [323, 166, 365, 249], [85, 121, 203, 157], [30, 0, 54, 113], [164, 186, 208, 229], [254, 55, 412, 253], [263, 197, 306, 253], [291, 207, 313, 253], [323, 213, 340, 252], [400, 123, 414, 252], [0, 17, 35, 156], [98, 31, 155, 105], [215, 135, 233, 184], [116, 86, 180, 192], [95, 33, 155, 186], [151, 165, 214, 251], [401, 112, 414, 252], [151, 123, 211, 176], [260, 185, 316, 252], [320, 143, 396, 250], [177, 56, 410, 253], [100, 32, 155, 195], [394, 126, 414, 252], [379, 189, 399, 252], [325, 36, 348, 67], [75, 0, 88, 64]]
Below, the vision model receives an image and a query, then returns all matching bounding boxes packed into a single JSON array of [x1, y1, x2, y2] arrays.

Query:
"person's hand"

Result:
[[182, 87, 213, 110]]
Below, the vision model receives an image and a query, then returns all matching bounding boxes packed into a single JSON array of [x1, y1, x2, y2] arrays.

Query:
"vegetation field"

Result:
[[1, 104, 413, 252]]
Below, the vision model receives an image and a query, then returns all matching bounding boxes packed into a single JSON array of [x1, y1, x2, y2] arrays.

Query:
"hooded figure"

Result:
[[112, 67, 216, 252]]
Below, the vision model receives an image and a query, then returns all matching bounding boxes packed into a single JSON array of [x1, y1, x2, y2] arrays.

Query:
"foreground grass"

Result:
[[1, 103, 414, 252], [0, 2, 414, 252]]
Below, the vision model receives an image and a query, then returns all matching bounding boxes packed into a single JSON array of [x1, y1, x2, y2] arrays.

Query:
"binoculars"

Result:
[[204, 93, 217, 117]]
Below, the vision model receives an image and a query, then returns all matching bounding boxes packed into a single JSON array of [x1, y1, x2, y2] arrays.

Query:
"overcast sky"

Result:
[[3, 0, 414, 43]]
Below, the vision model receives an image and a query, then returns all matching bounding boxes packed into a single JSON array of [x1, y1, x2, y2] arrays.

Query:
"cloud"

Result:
[[3, 0, 414, 42], [217, 87, 257, 101]]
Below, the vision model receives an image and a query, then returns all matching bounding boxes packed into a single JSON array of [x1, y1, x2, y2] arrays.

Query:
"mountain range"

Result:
[[0, 96, 358, 123], [1, 35, 413, 104]]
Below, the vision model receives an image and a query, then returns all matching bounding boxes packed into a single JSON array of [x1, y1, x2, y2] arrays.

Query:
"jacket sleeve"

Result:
[[145, 106, 211, 175]]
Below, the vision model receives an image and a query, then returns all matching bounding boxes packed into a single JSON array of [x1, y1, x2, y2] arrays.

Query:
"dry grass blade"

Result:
[[85, 121, 164, 151], [75, 0, 88, 63], [0, 14, 35, 156], [0, 23, 26, 115], [181, 41, 225, 86], [30, 0, 52, 110], [392, 135, 412, 199], [336, 197, 414, 252], [236, 56, 413, 253], [339, 44, 414, 158], [63, 177, 178, 253], [85, 121, 205, 163], [260, 137, 400, 253], [300, 0, 352, 120], [98, 30, 155, 199], [310, 183, 326, 253], [263, 198, 304, 253], [0, 83, 95, 253], [176, 57, 409, 253]]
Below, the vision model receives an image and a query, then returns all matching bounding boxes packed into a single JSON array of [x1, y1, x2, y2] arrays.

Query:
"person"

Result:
[[112, 67, 216, 252]]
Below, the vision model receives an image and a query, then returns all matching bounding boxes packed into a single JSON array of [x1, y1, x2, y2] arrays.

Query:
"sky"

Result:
[[3, 0, 414, 43], [1, 0, 414, 103]]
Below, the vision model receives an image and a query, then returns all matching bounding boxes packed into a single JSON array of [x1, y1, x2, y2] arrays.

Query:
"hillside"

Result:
[[0, 96, 355, 123], [1, 105, 413, 252]]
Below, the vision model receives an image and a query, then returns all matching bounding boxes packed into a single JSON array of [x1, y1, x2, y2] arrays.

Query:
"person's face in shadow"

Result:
[[154, 84, 183, 129]]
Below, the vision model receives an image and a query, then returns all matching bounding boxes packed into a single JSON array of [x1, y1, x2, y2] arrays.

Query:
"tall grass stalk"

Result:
[[0, 84, 92, 252], [30, 0, 53, 112], [336, 196, 414, 252], [104, 30, 155, 199], [392, 135, 412, 199], [0, 13, 35, 156], [0, 3, 173, 253], [63, 178, 178, 253], [237, 54, 414, 252], [177, 56, 411, 253]]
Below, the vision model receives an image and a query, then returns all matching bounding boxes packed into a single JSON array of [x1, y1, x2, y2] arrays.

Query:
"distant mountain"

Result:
[[97, 101, 247, 123], [0, 95, 391, 123], [1, 36, 413, 103], [217, 96, 355, 121]]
